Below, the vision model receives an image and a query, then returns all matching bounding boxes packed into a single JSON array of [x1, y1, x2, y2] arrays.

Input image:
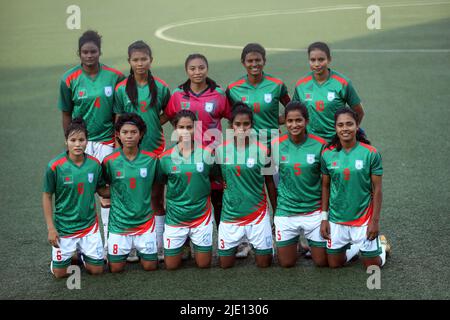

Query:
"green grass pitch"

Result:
[[0, 0, 449, 299]]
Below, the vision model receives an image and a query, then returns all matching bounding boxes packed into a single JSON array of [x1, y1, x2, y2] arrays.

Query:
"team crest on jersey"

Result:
[[104, 86, 113, 97], [181, 101, 190, 110], [305, 93, 313, 101], [355, 160, 364, 170], [172, 166, 181, 173], [116, 171, 125, 179], [327, 92, 336, 101], [331, 161, 339, 169], [63, 175, 73, 185], [140, 168, 147, 178], [241, 96, 249, 103], [246, 158, 255, 168], [280, 154, 289, 163], [78, 88, 87, 99], [204, 102, 214, 113], [88, 173, 94, 183], [264, 93, 272, 103], [196, 163, 204, 172], [307, 154, 315, 164]]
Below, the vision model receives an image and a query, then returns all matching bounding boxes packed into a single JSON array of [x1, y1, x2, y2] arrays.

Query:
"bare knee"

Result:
[[53, 268, 69, 279], [109, 263, 125, 273], [141, 261, 158, 271], [86, 265, 104, 275]]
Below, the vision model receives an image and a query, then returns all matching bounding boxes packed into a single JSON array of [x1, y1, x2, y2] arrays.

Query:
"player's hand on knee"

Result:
[[320, 221, 330, 240], [366, 220, 379, 241], [48, 228, 60, 248], [100, 197, 111, 208]]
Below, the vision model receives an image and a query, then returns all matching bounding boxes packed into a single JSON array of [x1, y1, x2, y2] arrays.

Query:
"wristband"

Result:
[[321, 211, 329, 221]]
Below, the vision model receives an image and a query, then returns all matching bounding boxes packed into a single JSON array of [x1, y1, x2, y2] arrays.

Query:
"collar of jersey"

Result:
[[65, 151, 87, 168], [120, 148, 141, 163]]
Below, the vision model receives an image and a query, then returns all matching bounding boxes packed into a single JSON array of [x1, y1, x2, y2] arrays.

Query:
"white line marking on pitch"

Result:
[[154, 1, 450, 53]]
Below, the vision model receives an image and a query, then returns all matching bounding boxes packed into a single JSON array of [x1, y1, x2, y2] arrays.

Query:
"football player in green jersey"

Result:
[[320, 108, 391, 269], [160, 110, 217, 270], [216, 103, 277, 268], [59, 30, 125, 256], [114, 41, 170, 262], [272, 102, 328, 267], [292, 42, 364, 141], [43, 118, 110, 278]]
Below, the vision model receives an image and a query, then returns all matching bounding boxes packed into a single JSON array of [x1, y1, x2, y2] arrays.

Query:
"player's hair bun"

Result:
[[71, 117, 86, 127]]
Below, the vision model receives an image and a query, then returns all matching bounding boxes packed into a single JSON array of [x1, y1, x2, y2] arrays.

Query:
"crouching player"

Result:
[[43, 118, 109, 278], [103, 113, 161, 272]]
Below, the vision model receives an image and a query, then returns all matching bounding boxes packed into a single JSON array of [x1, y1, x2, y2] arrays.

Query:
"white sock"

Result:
[[345, 244, 360, 263], [155, 215, 165, 250], [50, 261, 54, 275], [379, 242, 386, 267], [101, 207, 109, 246]]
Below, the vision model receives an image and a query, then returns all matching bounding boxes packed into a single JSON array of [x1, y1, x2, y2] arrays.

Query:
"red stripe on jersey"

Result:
[[141, 150, 158, 158], [65, 69, 83, 88], [220, 140, 232, 148], [255, 141, 269, 156], [331, 74, 348, 86], [179, 198, 213, 228], [159, 147, 175, 158], [103, 151, 121, 164], [264, 75, 283, 85], [51, 157, 68, 171], [272, 134, 288, 145], [359, 142, 377, 153], [233, 193, 267, 226], [338, 202, 373, 227], [199, 145, 214, 154], [101, 65, 124, 77], [227, 79, 246, 90], [63, 217, 99, 239], [115, 78, 128, 91], [308, 134, 327, 145], [321, 145, 336, 156], [295, 75, 313, 87], [153, 76, 169, 88], [100, 137, 115, 146], [87, 155, 101, 165], [121, 215, 155, 236]]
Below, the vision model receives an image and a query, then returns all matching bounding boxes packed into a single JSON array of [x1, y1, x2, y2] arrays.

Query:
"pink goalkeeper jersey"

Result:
[[165, 85, 231, 149]]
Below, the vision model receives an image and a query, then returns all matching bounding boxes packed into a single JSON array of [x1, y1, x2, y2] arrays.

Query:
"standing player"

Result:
[[103, 113, 161, 273], [216, 103, 277, 268], [114, 40, 171, 261], [292, 41, 364, 141], [226, 43, 290, 257], [320, 108, 391, 269], [165, 53, 230, 235], [43, 118, 109, 278], [159, 110, 216, 270], [272, 101, 328, 267], [58, 30, 125, 252]]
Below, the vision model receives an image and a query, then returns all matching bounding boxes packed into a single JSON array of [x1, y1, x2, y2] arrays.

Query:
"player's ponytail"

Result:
[[126, 67, 138, 107], [148, 69, 158, 108]]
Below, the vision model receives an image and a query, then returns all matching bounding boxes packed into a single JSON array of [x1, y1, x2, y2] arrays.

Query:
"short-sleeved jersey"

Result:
[[58, 64, 125, 143], [165, 85, 230, 148], [216, 140, 270, 225], [103, 149, 161, 235], [292, 69, 361, 141], [321, 142, 383, 226], [43, 152, 106, 237], [226, 73, 290, 144], [159, 144, 215, 227], [114, 77, 170, 154], [272, 134, 327, 216]]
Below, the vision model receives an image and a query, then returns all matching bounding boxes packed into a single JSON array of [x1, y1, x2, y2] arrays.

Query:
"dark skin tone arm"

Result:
[[320, 174, 331, 240], [352, 103, 365, 124], [367, 175, 382, 240], [62, 111, 72, 135], [265, 175, 277, 214]]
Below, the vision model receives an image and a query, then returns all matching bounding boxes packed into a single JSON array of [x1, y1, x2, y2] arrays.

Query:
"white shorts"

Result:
[[107, 229, 157, 263], [164, 218, 214, 256], [86, 140, 114, 163], [218, 211, 273, 256], [52, 228, 104, 269], [274, 211, 326, 248], [327, 222, 383, 258]]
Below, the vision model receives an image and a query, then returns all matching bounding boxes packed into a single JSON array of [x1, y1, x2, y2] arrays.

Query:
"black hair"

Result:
[[241, 43, 266, 63], [65, 117, 88, 140], [328, 108, 370, 151], [171, 110, 197, 127], [307, 41, 331, 59], [230, 102, 254, 127], [126, 41, 158, 109], [115, 113, 147, 147], [284, 101, 309, 121], [78, 30, 102, 53], [179, 53, 218, 95]]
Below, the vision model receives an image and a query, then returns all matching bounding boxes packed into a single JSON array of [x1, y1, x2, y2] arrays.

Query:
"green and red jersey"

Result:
[[103, 149, 161, 235], [114, 76, 170, 154], [43, 152, 105, 237], [226, 73, 290, 144], [159, 144, 215, 227], [58, 64, 125, 143], [292, 69, 361, 141], [321, 142, 383, 226], [272, 134, 327, 216], [215, 139, 270, 225], [165, 85, 230, 148]]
